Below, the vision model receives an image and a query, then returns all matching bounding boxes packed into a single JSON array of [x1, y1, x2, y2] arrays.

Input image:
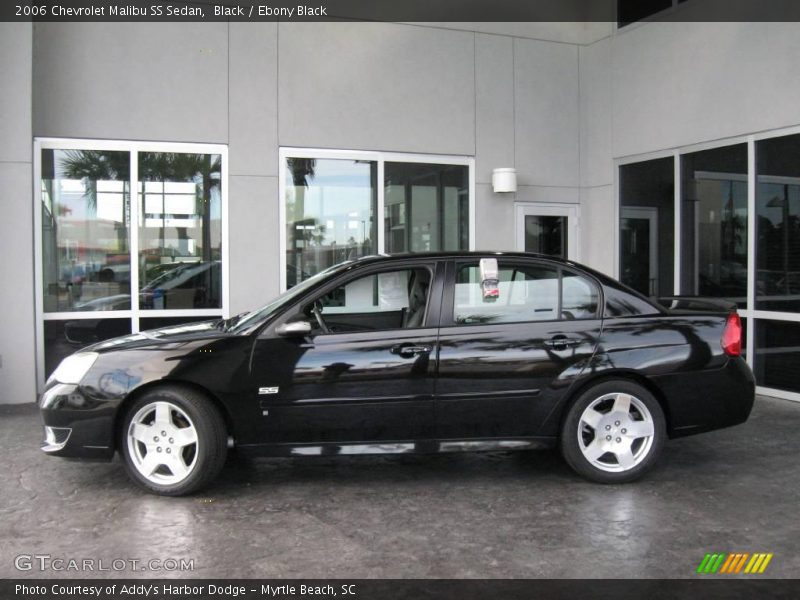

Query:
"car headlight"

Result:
[[48, 352, 99, 385]]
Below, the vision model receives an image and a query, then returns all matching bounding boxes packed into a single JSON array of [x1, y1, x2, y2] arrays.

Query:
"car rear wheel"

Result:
[[120, 385, 227, 496], [560, 380, 665, 483]]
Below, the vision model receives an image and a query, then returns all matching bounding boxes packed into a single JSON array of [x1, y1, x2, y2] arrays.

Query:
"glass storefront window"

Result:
[[38, 142, 226, 382], [619, 137, 800, 398], [384, 162, 469, 254], [740, 317, 748, 360], [138, 152, 223, 309], [44, 319, 132, 377], [139, 316, 219, 330], [41, 149, 131, 312], [285, 158, 377, 288], [754, 319, 800, 393], [619, 157, 675, 298], [284, 154, 472, 289], [756, 134, 800, 313], [680, 144, 748, 307]]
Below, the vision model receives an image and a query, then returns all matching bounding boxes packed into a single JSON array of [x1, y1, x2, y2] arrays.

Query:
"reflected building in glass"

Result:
[[39, 146, 225, 377]]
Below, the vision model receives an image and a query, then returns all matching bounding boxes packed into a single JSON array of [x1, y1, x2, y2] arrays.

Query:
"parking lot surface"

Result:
[[1, 396, 798, 578]]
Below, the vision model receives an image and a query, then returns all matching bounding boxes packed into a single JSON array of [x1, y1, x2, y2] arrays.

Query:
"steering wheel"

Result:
[[311, 300, 330, 334]]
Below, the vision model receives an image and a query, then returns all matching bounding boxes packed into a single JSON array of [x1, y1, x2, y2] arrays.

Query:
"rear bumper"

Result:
[[38, 383, 116, 460], [653, 357, 756, 438]]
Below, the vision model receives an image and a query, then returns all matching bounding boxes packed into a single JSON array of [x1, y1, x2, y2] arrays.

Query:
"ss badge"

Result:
[[258, 387, 279, 395]]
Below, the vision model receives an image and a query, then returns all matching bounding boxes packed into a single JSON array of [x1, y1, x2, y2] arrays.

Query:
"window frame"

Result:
[[271, 259, 445, 336], [278, 147, 475, 293], [311, 265, 437, 335], [33, 138, 229, 391], [441, 258, 602, 328]]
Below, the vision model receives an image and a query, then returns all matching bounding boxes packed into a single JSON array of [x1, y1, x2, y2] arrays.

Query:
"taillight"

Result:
[[721, 312, 742, 357]]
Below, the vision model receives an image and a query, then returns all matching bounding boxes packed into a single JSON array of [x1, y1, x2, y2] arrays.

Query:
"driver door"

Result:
[[249, 262, 443, 446]]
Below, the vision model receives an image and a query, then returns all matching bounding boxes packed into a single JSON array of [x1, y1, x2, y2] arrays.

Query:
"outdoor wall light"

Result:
[[492, 168, 517, 193]]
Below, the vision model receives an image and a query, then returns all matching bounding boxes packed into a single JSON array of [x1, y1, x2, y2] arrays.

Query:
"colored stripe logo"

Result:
[[696, 553, 773, 574]]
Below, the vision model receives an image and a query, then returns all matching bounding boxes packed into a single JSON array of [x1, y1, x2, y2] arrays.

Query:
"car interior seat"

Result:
[[403, 270, 430, 328]]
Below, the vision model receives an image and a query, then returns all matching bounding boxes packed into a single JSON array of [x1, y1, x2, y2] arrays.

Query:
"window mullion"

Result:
[[673, 151, 681, 295], [130, 149, 140, 333], [746, 137, 756, 367], [377, 159, 385, 255]]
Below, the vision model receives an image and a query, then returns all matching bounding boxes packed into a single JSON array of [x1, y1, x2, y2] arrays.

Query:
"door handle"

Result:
[[544, 335, 582, 350], [391, 344, 431, 358]]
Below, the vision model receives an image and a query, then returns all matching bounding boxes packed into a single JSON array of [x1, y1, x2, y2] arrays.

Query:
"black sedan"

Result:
[[39, 252, 755, 495]]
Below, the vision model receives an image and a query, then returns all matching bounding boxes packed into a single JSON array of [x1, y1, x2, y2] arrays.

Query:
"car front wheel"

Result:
[[120, 385, 227, 496], [560, 380, 665, 483]]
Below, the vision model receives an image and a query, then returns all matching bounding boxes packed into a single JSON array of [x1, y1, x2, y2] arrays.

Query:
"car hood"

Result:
[[86, 319, 230, 352]]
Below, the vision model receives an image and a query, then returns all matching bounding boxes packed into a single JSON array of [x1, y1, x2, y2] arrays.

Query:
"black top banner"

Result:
[[5, 0, 800, 22]]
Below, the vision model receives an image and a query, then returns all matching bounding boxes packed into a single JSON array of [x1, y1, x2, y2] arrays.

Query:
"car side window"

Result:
[[453, 262, 598, 325], [562, 271, 599, 319], [308, 268, 431, 334]]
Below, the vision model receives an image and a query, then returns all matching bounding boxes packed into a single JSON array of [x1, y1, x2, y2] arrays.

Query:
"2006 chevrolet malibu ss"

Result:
[[40, 252, 755, 495]]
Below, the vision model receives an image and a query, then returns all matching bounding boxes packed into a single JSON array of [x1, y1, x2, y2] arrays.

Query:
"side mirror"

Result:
[[276, 320, 312, 337]]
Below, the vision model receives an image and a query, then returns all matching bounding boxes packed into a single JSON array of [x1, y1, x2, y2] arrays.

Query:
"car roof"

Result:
[[349, 251, 602, 278], [353, 251, 574, 264]]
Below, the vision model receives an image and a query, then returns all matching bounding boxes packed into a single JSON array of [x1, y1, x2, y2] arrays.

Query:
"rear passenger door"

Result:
[[435, 258, 603, 440]]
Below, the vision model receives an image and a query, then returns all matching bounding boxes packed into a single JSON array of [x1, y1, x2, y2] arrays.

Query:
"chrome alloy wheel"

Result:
[[126, 401, 199, 484], [577, 392, 655, 473]]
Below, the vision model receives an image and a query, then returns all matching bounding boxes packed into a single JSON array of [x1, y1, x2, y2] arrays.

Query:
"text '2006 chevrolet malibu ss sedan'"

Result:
[[40, 252, 755, 495]]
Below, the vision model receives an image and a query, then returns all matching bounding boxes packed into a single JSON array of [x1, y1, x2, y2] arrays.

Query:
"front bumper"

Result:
[[39, 382, 116, 460], [42, 425, 72, 452]]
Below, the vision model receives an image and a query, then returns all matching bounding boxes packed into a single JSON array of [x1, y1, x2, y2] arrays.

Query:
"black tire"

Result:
[[120, 385, 228, 496], [560, 379, 666, 483]]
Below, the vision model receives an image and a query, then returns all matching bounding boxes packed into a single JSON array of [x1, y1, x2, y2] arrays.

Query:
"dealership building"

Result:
[[1, 14, 800, 405]]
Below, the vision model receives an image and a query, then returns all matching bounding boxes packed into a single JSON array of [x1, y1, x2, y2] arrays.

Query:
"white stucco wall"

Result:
[[0, 23, 36, 404]]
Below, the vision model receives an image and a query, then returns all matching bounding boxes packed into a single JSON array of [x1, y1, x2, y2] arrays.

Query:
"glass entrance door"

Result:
[[515, 203, 579, 260], [621, 206, 659, 297]]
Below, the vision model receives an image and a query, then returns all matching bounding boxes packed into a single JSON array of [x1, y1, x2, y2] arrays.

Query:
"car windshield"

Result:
[[226, 262, 352, 333]]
